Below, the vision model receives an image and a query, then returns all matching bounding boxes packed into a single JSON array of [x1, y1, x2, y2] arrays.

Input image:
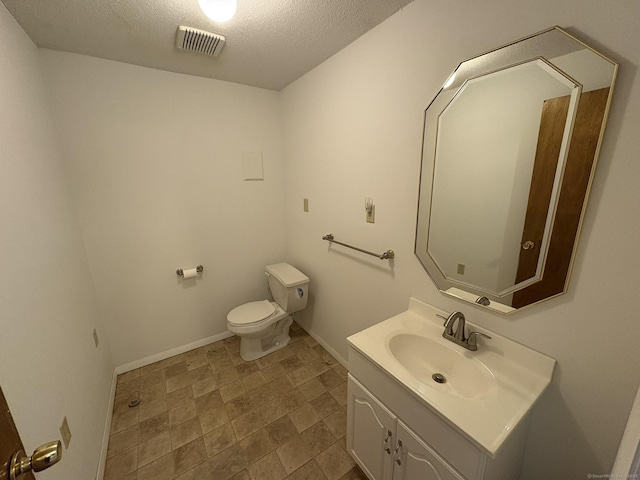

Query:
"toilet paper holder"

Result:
[[176, 265, 204, 276]]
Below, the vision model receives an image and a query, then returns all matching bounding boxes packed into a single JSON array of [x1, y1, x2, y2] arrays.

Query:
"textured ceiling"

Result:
[[2, 0, 414, 91]]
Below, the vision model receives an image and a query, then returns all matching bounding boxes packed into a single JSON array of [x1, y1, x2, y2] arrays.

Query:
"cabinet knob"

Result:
[[393, 439, 403, 465], [383, 429, 392, 454], [394, 439, 403, 453]]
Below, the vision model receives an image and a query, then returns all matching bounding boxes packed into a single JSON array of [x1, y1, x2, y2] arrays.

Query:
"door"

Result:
[[0, 386, 35, 480], [513, 94, 571, 289], [393, 420, 467, 480], [512, 87, 610, 308], [347, 376, 396, 480]]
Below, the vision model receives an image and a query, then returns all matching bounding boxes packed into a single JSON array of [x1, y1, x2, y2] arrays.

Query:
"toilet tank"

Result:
[[265, 263, 309, 313]]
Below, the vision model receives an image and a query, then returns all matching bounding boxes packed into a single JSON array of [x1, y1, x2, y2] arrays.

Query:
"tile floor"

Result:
[[104, 322, 367, 480]]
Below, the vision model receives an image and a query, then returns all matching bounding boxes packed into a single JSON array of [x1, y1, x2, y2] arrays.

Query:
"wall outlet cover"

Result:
[[60, 416, 71, 449]]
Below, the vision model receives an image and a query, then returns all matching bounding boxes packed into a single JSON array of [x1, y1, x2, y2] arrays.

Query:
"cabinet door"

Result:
[[347, 375, 396, 480], [393, 420, 467, 480]]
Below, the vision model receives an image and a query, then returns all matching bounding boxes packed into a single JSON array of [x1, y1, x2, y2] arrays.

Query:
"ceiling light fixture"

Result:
[[197, 0, 237, 23]]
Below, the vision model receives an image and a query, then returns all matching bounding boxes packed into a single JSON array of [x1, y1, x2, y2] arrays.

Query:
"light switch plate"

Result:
[[366, 205, 375, 223]]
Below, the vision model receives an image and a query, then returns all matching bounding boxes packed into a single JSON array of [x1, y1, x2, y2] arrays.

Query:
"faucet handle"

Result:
[[467, 331, 492, 351]]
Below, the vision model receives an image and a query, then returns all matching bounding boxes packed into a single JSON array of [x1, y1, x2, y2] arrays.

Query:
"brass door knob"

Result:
[[521, 240, 535, 250], [10, 441, 61, 479]]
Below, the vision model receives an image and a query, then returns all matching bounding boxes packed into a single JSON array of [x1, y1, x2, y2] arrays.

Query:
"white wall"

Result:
[[4, 0, 638, 477], [40, 51, 287, 366], [0, 3, 114, 479], [281, 0, 640, 478]]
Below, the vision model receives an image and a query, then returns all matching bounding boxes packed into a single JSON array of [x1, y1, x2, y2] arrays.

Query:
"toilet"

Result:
[[227, 262, 309, 361]]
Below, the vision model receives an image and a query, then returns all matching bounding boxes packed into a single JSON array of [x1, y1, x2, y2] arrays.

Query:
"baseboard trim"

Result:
[[114, 331, 235, 374], [98, 331, 235, 478], [97, 326, 344, 479], [95, 370, 117, 480], [296, 323, 347, 368]]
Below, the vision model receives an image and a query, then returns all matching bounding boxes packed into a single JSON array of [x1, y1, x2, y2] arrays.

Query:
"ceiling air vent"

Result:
[[176, 26, 225, 57]]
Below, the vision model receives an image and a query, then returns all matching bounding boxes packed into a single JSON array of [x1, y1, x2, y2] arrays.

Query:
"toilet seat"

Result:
[[227, 300, 287, 327], [228, 300, 275, 325]]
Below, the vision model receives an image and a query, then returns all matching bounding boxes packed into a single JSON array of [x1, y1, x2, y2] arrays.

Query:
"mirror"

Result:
[[415, 27, 617, 314]]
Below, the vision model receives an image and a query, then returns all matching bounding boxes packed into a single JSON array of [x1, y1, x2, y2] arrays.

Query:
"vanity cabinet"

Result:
[[347, 345, 529, 480], [348, 375, 464, 480], [348, 375, 395, 480]]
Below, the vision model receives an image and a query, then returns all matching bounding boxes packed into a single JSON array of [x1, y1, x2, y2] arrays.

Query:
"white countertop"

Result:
[[346, 297, 555, 457]]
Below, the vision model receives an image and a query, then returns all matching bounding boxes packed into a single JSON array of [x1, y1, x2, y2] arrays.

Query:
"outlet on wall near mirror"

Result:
[[415, 26, 618, 314]]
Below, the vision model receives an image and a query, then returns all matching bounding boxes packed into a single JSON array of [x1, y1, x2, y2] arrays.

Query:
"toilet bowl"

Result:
[[227, 263, 309, 361]]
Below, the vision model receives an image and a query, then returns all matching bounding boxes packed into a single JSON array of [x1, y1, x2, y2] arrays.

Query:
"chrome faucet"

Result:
[[442, 311, 466, 340], [437, 311, 492, 351]]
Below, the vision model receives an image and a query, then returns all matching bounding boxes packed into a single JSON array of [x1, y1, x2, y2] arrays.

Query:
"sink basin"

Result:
[[387, 333, 495, 399], [346, 297, 556, 456]]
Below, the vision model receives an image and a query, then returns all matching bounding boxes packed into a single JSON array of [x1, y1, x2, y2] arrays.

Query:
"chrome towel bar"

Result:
[[322, 233, 395, 260]]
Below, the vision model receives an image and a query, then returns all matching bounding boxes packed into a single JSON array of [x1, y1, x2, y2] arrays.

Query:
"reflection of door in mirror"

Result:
[[512, 87, 610, 308], [427, 59, 578, 296], [513, 95, 572, 288], [414, 27, 618, 314]]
